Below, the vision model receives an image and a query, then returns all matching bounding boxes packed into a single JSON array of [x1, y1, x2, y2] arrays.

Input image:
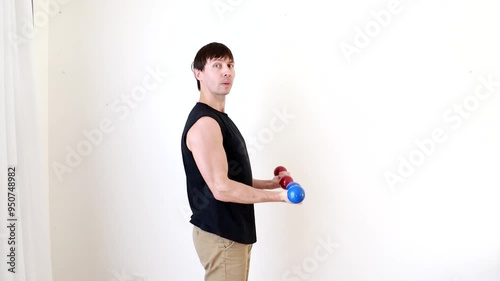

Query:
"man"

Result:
[[181, 42, 293, 281]]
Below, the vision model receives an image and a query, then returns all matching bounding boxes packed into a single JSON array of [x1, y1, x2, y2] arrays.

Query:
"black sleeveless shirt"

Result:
[[181, 102, 256, 244]]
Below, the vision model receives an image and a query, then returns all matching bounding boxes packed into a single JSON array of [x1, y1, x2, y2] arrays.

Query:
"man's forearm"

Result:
[[252, 179, 279, 190], [213, 179, 284, 204]]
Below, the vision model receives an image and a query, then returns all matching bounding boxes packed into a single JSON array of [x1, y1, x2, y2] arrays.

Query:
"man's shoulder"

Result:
[[188, 103, 217, 118], [184, 109, 223, 135], [188, 103, 226, 124]]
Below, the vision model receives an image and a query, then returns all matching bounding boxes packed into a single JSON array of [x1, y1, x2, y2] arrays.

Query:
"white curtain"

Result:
[[1, 0, 52, 281]]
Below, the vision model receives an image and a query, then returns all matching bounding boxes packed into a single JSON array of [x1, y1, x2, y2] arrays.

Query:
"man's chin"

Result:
[[220, 84, 233, 94], [218, 90, 231, 96]]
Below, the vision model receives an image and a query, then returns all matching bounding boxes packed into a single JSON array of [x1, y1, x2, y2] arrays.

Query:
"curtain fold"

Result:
[[1, 0, 52, 281]]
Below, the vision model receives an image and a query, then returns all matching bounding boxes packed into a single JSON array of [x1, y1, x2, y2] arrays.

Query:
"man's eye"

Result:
[[214, 64, 221, 68], [228, 64, 234, 68]]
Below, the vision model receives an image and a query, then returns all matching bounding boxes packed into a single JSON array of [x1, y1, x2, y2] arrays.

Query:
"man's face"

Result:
[[196, 57, 235, 96]]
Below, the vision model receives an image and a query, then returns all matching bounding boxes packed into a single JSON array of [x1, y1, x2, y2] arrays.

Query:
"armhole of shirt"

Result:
[[186, 114, 225, 149]]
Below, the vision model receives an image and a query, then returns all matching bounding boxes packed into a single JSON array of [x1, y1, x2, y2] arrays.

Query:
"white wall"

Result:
[[34, 0, 50, 232], [47, 0, 500, 280]]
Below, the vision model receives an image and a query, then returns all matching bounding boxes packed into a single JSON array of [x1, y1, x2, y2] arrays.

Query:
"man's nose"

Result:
[[222, 66, 232, 77]]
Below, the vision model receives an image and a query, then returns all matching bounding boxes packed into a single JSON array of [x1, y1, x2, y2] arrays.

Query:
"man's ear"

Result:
[[193, 68, 202, 81]]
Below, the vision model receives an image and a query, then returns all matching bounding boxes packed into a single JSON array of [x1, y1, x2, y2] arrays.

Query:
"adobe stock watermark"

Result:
[[51, 65, 169, 182], [111, 267, 147, 281], [281, 235, 339, 281], [177, 184, 215, 228], [0, 231, 9, 274], [246, 106, 297, 160], [213, 0, 244, 21], [384, 74, 500, 191], [340, 0, 415, 64], [10, 0, 71, 46]]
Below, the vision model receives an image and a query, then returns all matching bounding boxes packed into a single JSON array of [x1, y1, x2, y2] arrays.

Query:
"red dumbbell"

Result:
[[274, 166, 293, 189], [273, 166, 306, 204], [274, 166, 287, 176]]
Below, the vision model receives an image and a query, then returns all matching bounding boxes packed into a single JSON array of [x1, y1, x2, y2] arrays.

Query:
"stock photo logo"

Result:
[[281, 235, 339, 281], [384, 74, 500, 191], [213, 0, 245, 20], [339, 0, 415, 63], [111, 268, 147, 281], [51, 65, 169, 182], [10, 0, 71, 46], [245, 106, 297, 160]]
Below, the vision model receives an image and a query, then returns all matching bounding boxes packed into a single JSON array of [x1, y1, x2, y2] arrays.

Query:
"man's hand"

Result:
[[276, 170, 294, 203], [272, 170, 291, 189], [253, 169, 291, 190], [278, 189, 291, 203]]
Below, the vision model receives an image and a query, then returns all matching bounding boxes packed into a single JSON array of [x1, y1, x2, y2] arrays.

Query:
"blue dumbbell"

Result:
[[286, 182, 306, 204], [274, 166, 306, 204]]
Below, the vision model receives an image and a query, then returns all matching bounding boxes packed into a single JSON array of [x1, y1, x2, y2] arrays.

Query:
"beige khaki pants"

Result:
[[193, 226, 253, 281]]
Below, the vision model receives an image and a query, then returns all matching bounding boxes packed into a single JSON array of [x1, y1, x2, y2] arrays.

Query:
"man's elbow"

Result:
[[210, 179, 232, 202]]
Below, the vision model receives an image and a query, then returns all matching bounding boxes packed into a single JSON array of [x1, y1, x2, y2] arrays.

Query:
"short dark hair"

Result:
[[192, 42, 234, 91]]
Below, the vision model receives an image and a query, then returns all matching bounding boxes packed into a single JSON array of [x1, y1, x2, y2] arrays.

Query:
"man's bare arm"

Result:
[[252, 179, 279, 190], [187, 117, 288, 204]]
